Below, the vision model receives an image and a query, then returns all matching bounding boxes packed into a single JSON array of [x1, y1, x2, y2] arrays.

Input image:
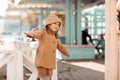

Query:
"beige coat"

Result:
[[25, 14, 70, 70], [29, 28, 69, 69]]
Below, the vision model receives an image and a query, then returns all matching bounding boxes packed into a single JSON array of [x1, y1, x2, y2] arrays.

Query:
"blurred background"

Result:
[[0, 0, 105, 44]]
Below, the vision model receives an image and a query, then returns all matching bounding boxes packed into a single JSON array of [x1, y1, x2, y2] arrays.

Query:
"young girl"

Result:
[[24, 14, 70, 80]]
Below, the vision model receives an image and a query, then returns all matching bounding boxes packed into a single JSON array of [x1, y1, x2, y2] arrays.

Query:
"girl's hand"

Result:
[[24, 32, 34, 38], [66, 53, 70, 58]]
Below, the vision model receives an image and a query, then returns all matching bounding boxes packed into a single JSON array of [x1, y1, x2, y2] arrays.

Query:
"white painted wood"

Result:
[[15, 41, 39, 80], [0, 52, 15, 68], [0, 41, 58, 80], [0, 50, 16, 54], [0, 41, 15, 50], [105, 0, 118, 80], [23, 53, 38, 80], [7, 54, 16, 80], [28, 72, 38, 80], [52, 59, 58, 80], [7, 50, 23, 80], [23, 53, 37, 72], [16, 51, 24, 80]]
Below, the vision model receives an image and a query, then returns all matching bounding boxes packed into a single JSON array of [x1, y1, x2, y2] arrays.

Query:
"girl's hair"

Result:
[[46, 25, 58, 39]]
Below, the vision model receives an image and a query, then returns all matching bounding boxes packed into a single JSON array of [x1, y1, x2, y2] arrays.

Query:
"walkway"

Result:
[[58, 59, 105, 80]]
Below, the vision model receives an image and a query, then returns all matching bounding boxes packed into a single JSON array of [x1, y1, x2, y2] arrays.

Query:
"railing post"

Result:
[[52, 59, 58, 80], [7, 50, 23, 80]]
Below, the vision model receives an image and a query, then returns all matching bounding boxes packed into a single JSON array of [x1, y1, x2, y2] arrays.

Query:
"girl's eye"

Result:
[[56, 23, 60, 25]]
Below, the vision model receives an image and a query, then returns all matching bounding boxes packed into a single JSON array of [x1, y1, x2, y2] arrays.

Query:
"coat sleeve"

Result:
[[25, 29, 45, 40], [57, 40, 70, 57], [31, 30, 45, 40]]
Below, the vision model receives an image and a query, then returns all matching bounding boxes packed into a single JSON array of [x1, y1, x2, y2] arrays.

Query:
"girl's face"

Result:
[[48, 22, 60, 32]]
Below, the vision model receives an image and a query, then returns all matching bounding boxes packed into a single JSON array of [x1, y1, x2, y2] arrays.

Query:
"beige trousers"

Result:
[[37, 67, 53, 76], [39, 76, 51, 80], [37, 67, 53, 80]]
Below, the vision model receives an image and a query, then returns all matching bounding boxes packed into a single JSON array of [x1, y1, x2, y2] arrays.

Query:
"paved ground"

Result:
[[0, 59, 104, 80], [58, 59, 105, 80]]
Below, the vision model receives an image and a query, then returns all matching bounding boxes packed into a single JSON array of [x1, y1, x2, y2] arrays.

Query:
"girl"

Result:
[[24, 14, 70, 80]]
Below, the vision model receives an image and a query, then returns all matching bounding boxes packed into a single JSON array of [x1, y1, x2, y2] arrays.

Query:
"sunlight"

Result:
[[0, 0, 21, 16], [69, 61, 105, 72], [14, 0, 20, 6], [0, 0, 10, 16]]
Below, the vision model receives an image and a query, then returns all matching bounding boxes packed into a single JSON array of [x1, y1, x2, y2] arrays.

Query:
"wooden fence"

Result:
[[0, 41, 58, 80]]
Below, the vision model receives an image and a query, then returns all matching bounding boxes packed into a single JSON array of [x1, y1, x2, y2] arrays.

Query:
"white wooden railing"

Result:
[[0, 41, 59, 80]]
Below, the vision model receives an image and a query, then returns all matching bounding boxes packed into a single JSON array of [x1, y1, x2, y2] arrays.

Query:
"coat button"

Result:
[[53, 50, 55, 53], [53, 41, 55, 44]]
